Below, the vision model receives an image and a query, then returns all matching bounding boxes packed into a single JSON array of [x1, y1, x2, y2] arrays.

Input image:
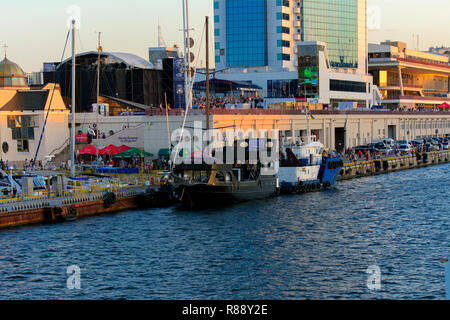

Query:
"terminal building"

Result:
[[369, 41, 450, 110], [0, 55, 69, 165], [211, 0, 374, 107]]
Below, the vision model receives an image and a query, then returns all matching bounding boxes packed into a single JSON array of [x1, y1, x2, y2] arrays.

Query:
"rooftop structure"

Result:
[[369, 41, 450, 109], [47, 51, 162, 113]]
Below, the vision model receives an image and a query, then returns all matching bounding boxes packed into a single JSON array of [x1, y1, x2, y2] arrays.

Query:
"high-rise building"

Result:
[[212, 0, 374, 107]]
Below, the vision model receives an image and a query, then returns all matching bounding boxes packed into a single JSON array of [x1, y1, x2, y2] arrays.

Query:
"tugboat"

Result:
[[278, 137, 343, 194], [173, 140, 279, 208]]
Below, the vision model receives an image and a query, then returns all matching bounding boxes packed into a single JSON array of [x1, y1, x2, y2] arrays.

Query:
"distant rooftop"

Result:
[[58, 51, 155, 70]]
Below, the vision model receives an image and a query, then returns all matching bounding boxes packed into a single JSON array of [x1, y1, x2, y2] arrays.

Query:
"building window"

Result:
[[330, 79, 367, 93], [214, 1, 219, 9], [277, 40, 290, 48], [277, 53, 291, 61], [267, 79, 299, 98], [301, 0, 359, 69], [215, 56, 220, 63], [8, 115, 36, 153], [214, 29, 220, 36], [2, 142, 8, 154], [277, 26, 290, 34], [214, 15, 220, 23], [277, 0, 290, 6], [225, 0, 268, 67], [17, 139, 29, 153], [276, 13, 290, 20]]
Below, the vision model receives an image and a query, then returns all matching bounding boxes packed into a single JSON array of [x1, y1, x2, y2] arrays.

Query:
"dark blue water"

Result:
[[1, 164, 449, 300]]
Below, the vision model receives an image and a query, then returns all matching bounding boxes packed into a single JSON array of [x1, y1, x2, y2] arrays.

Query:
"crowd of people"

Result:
[[0, 158, 45, 171], [192, 96, 264, 109]]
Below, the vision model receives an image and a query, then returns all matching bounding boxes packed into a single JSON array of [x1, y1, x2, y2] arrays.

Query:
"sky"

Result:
[[0, 0, 449, 72]]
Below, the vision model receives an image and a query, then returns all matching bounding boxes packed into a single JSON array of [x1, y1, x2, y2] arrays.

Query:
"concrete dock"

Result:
[[338, 150, 450, 181]]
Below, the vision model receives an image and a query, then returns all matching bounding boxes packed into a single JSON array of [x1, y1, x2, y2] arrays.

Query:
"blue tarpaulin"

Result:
[[96, 167, 139, 174]]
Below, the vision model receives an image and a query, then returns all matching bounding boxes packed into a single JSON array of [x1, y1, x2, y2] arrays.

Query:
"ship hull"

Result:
[[179, 175, 278, 208], [279, 157, 343, 195]]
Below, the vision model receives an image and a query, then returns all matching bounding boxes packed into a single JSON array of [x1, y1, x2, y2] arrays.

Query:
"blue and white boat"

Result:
[[277, 138, 343, 194]]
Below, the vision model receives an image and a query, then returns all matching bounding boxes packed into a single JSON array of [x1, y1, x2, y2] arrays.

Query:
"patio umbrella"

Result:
[[438, 102, 450, 109], [99, 144, 120, 156], [78, 145, 98, 155], [117, 145, 131, 153], [114, 147, 153, 158]]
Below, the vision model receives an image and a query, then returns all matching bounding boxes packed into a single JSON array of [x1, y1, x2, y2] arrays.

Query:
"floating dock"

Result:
[[338, 150, 450, 181], [0, 171, 175, 229]]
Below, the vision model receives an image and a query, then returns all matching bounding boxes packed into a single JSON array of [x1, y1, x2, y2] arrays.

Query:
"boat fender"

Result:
[[68, 207, 77, 217]]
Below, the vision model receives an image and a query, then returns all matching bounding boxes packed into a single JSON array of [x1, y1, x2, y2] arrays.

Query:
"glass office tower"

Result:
[[301, 0, 359, 69], [225, 0, 267, 67]]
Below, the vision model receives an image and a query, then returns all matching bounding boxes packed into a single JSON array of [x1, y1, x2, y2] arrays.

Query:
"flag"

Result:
[[309, 114, 316, 120]]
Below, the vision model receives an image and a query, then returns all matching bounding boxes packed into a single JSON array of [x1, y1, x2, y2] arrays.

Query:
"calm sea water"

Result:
[[0, 164, 449, 300]]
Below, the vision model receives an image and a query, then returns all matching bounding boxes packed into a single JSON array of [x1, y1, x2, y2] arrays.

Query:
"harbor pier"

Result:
[[338, 150, 450, 181]]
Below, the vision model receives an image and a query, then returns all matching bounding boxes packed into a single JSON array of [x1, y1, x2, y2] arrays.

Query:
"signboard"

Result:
[[118, 111, 147, 116], [173, 58, 186, 109], [43, 62, 57, 72], [75, 134, 88, 143]]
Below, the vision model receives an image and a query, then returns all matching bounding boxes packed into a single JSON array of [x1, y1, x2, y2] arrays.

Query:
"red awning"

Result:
[[438, 102, 450, 109], [99, 144, 120, 156], [78, 145, 98, 155], [117, 145, 131, 153]]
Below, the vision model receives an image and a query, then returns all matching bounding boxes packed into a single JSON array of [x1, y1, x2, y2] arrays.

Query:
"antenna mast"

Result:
[[70, 20, 76, 177], [96, 32, 102, 162]]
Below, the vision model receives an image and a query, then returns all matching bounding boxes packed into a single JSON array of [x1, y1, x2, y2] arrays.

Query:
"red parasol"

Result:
[[78, 145, 98, 155], [99, 144, 120, 156], [117, 145, 131, 153], [438, 102, 450, 109]]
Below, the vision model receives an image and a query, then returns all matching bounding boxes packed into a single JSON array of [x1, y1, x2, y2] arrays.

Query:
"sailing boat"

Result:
[[172, 14, 278, 208]]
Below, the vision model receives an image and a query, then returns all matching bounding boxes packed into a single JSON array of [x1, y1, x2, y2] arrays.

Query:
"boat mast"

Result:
[[70, 19, 76, 177], [306, 109, 311, 144], [182, 0, 192, 112], [205, 16, 210, 132], [96, 32, 101, 162]]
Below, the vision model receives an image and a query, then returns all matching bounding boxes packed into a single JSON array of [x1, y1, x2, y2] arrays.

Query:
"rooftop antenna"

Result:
[[96, 31, 102, 163], [2, 44, 7, 58], [70, 19, 76, 177], [158, 19, 167, 48]]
